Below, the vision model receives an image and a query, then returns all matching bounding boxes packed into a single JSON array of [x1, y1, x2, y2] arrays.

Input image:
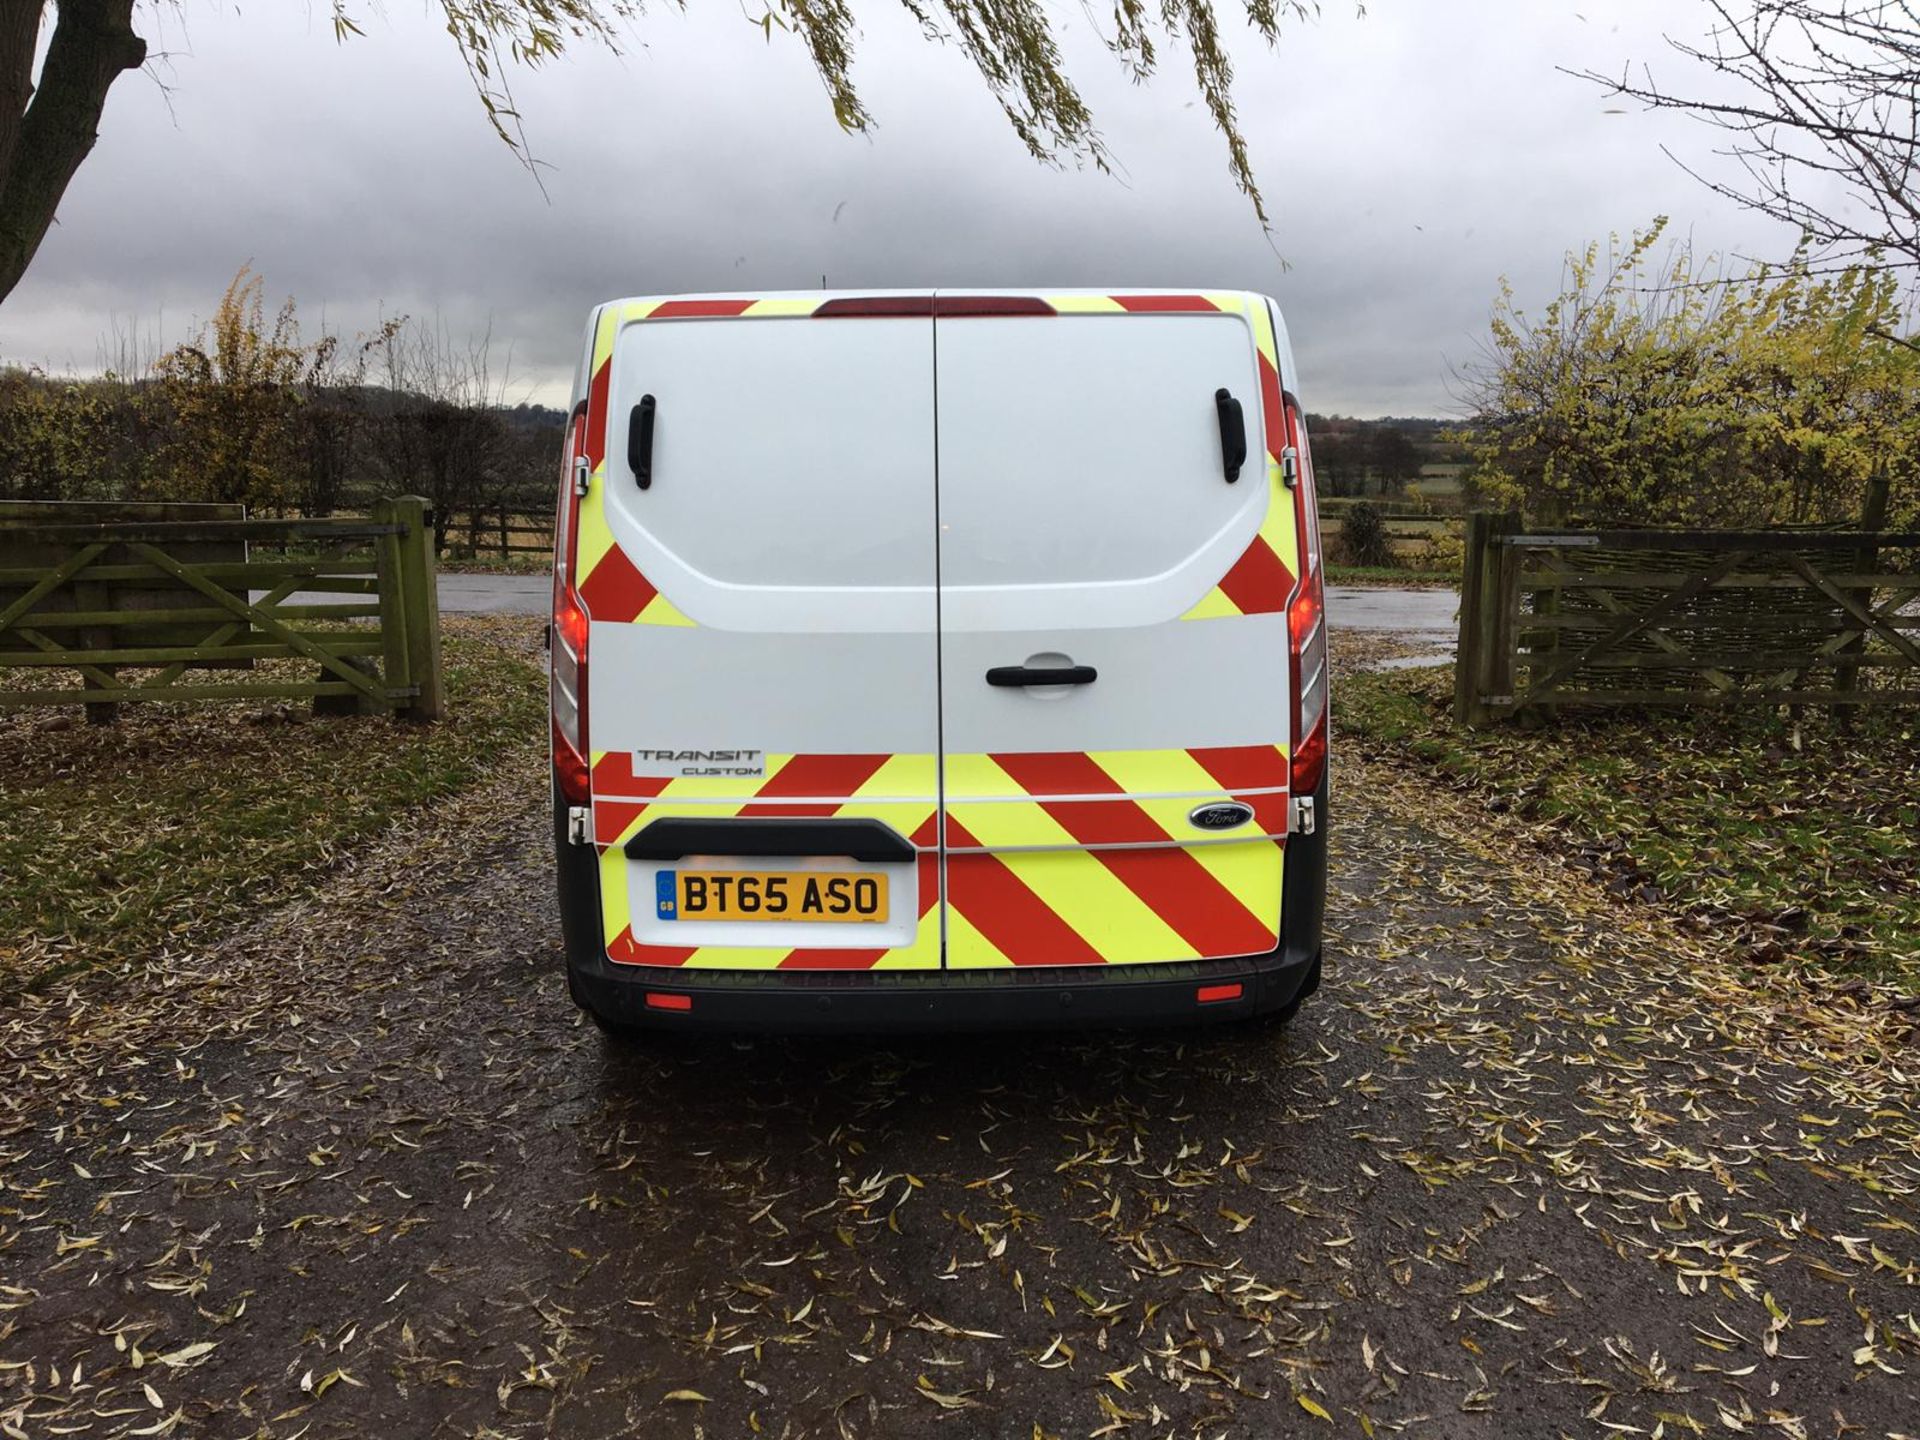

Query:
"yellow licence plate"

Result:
[[655, 869, 889, 923]]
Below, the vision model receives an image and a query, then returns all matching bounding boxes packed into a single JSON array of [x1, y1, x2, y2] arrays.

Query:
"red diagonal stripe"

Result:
[[1112, 294, 1220, 313], [944, 818, 1105, 968], [590, 753, 672, 795], [777, 948, 885, 970], [994, 751, 1170, 844], [987, 750, 1126, 798], [1258, 351, 1287, 463], [651, 298, 756, 318], [582, 358, 611, 470], [1032, 799, 1168, 845], [745, 754, 890, 803], [1093, 848, 1279, 958], [1242, 792, 1291, 834], [607, 926, 696, 968], [1188, 745, 1289, 792], [1214, 536, 1294, 615], [578, 545, 657, 623], [593, 799, 651, 846]]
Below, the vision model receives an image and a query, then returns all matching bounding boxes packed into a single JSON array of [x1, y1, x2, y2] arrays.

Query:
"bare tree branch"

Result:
[[1569, 0, 1920, 272]]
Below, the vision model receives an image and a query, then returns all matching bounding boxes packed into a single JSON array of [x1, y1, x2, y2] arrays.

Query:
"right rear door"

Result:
[[933, 292, 1301, 970]]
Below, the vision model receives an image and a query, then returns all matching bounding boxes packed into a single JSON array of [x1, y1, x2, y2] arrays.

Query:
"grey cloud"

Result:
[[2, 0, 1834, 415]]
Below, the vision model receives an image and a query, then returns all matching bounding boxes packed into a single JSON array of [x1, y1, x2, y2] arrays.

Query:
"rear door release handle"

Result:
[[1215, 387, 1247, 483], [986, 664, 1098, 687], [629, 394, 656, 489]]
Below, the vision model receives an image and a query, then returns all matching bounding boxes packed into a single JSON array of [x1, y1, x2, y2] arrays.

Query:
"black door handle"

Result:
[[986, 664, 1098, 687], [1215, 387, 1247, 483], [629, 395, 656, 489]]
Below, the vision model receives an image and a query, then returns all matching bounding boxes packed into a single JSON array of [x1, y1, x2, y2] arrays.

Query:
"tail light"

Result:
[[1285, 402, 1328, 796], [552, 407, 591, 805], [1288, 576, 1328, 795]]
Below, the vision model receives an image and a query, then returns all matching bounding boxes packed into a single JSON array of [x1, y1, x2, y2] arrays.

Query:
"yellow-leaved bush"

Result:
[[1459, 219, 1919, 529]]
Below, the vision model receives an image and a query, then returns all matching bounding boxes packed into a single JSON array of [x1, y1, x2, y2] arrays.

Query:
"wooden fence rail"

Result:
[[1, 496, 444, 722], [446, 506, 552, 559], [1455, 512, 1920, 725]]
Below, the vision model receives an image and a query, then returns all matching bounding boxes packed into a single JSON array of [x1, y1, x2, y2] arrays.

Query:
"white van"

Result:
[[550, 290, 1328, 1032]]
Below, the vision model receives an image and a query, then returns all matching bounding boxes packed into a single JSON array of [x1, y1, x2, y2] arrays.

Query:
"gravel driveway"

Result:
[[3, 636, 1916, 1439]]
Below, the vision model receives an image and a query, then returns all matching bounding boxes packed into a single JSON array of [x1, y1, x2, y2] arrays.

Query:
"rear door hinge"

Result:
[[1280, 446, 1300, 489], [1291, 796, 1316, 836], [573, 455, 591, 497], [567, 805, 592, 846]]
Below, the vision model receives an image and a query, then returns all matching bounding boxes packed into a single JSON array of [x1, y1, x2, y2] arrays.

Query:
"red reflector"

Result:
[[1196, 983, 1244, 1005], [645, 992, 692, 1012], [813, 296, 934, 317], [933, 296, 1056, 317]]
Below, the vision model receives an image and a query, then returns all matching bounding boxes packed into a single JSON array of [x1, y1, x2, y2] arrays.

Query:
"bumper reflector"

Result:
[[645, 992, 693, 1013], [1196, 983, 1244, 1005]]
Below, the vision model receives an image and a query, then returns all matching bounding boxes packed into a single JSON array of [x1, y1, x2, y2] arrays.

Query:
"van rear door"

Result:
[[933, 292, 1298, 969], [583, 299, 941, 971]]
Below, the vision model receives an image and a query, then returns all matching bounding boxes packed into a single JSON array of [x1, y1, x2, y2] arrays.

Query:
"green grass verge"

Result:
[[0, 627, 546, 991], [437, 553, 550, 575], [1339, 664, 1920, 985], [1325, 565, 1457, 586]]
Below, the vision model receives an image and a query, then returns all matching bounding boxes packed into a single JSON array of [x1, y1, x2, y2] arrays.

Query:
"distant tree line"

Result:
[[0, 269, 565, 551], [1303, 415, 1470, 500]]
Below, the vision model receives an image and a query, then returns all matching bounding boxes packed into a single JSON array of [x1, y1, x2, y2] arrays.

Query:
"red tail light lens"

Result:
[[1285, 400, 1328, 797], [552, 409, 591, 806]]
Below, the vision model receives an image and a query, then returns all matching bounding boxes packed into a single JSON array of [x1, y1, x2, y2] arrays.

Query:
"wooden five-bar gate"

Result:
[[1455, 512, 1920, 725], [0, 496, 444, 722]]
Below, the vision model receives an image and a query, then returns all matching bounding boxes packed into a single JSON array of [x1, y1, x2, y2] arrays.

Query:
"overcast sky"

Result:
[[1, 0, 1832, 416]]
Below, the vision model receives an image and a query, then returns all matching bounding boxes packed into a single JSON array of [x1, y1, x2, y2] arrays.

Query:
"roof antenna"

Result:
[[821, 274, 827, 289]]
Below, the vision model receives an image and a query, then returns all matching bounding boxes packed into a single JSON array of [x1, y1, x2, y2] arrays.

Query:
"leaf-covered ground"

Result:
[[2, 625, 1918, 1438], [1342, 664, 1920, 989], [0, 619, 547, 992]]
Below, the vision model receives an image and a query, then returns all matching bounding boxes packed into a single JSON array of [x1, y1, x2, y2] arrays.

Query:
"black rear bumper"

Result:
[[555, 779, 1328, 1034]]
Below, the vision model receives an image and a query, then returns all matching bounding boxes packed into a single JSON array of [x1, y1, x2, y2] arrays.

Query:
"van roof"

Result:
[[582, 289, 1299, 399]]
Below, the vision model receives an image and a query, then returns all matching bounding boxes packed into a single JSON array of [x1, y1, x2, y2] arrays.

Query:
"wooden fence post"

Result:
[[1454, 512, 1490, 725], [390, 495, 445, 722], [1453, 510, 1521, 728], [1485, 511, 1522, 721], [371, 497, 413, 712]]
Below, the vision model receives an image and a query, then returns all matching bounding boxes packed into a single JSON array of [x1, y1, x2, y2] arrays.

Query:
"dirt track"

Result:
[[4, 647, 1919, 1439]]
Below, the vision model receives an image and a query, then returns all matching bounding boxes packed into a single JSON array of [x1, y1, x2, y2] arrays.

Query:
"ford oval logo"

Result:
[[1189, 801, 1254, 832]]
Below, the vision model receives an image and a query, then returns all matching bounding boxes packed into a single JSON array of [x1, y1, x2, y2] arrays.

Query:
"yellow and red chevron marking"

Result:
[[1181, 297, 1300, 621], [594, 751, 940, 972], [600, 816, 941, 973], [941, 746, 1285, 969], [590, 752, 937, 842]]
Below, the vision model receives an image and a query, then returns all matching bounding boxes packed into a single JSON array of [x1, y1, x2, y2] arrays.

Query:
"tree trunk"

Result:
[[0, 1, 145, 305]]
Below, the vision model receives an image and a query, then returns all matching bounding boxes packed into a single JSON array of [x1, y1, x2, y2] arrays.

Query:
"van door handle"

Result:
[[1215, 387, 1247, 483], [629, 395, 656, 489], [986, 664, 1098, 687]]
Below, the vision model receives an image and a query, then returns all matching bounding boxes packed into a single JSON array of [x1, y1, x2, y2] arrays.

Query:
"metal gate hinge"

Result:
[[573, 456, 591, 497], [567, 805, 592, 845], [1292, 796, 1316, 836]]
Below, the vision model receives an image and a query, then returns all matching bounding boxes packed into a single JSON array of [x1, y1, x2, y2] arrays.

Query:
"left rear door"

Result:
[[579, 299, 942, 971]]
